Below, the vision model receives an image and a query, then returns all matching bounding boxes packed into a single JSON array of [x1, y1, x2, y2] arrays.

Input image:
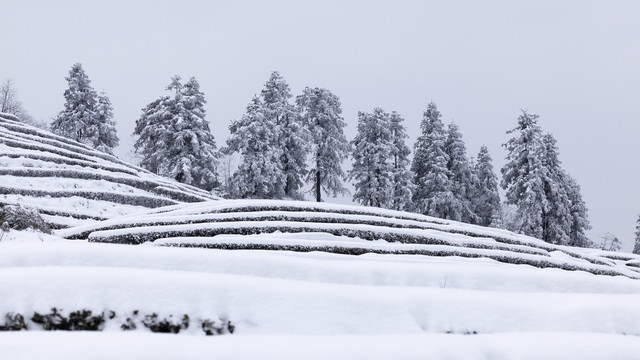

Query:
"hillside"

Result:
[[0, 112, 218, 229], [2, 113, 640, 358]]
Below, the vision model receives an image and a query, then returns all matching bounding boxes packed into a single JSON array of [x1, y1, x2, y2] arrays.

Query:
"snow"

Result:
[[2, 228, 640, 358]]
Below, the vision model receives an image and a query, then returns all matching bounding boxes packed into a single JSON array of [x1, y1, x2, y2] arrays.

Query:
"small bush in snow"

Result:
[[201, 318, 235, 335], [0, 204, 51, 234], [0, 313, 28, 331], [31, 308, 105, 331], [142, 313, 189, 334]]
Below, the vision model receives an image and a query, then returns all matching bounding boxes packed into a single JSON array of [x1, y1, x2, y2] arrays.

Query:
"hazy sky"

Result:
[[2, 0, 639, 249]]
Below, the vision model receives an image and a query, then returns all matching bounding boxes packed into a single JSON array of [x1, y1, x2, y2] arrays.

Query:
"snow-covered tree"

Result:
[[411, 102, 454, 218], [445, 122, 477, 223], [51, 63, 119, 154], [389, 111, 414, 211], [501, 110, 549, 240], [501, 110, 590, 246], [226, 96, 285, 199], [598, 232, 622, 252], [296, 87, 350, 202], [1, 79, 44, 128], [565, 174, 592, 248], [349, 108, 393, 208], [51, 63, 99, 143], [89, 92, 119, 154], [261, 71, 308, 199], [134, 76, 219, 190], [473, 145, 501, 227], [634, 214, 640, 255]]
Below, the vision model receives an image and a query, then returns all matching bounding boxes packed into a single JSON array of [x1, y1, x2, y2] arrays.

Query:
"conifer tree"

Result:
[[633, 214, 640, 255], [296, 87, 350, 202], [411, 102, 454, 218], [261, 71, 308, 199], [389, 111, 414, 211], [501, 110, 548, 240], [349, 108, 393, 208], [445, 122, 477, 223], [51, 63, 119, 154], [90, 92, 119, 154], [565, 174, 592, 247], [134, 76, 219, 190], [539, 133, 572, 245], [226, 96, 285, 199], [473, 145, 501, 227], [51, 63, 99, 143]]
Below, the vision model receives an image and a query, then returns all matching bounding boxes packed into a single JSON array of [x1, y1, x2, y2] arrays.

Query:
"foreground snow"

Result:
[[1, 230, 640, 359], [3, 332, 639, 360]]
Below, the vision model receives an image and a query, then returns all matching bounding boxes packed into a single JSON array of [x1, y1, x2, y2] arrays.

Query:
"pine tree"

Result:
[[349, 108, 393, 208], [633, 214, 640, 255], [445, 122, 477, 222], [51, 63, 99, 144], [296, 87, 350, 202], [565, 174, 592, 247], [134, 76, 219, 190], [90, 92, 119, 154], [539, 133, 572, 245], [226, 96, 285, 199], [411, 102, 454, 218], [261, 71, 308, 199], [389, 111, 414, 211], [473, 145, 501, 227], [501, 110, 548, 240]]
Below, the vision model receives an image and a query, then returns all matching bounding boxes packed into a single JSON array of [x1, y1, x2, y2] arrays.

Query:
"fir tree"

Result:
[[411, 102, 454, 218], [261, 71, 309, 199], [51, 63, 99, 144], [226, 96, 285, 199], [501, 110, 548, 240], [539, 133, 572, 245], [445, 122, 477, 223], [90, 92, 119, 154], [296, 87, 350, 202], [473, 145, 501, 227], [565, 174, 592, 247], [634, 214, 640, 255], [134, 76, 219, 190], [349, 108, 393, 208], [389, 111, 414, 211]]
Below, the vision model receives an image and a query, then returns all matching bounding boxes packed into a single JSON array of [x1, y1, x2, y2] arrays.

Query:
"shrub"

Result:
[[31, 308, 105, 331], [0, 203, 51, 234]]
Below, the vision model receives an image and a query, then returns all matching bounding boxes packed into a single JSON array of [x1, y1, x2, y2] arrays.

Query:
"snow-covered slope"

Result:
[[59, 199, 640, 278], [0, 113, 218, 229]]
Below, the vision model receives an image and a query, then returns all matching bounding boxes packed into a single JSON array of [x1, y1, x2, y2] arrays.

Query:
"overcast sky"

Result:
[[2, 0, 639, 249]]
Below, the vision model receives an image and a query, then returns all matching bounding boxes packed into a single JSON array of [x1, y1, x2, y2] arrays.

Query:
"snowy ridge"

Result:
[[58, 199, 640, 278], [0, 113, 218, 229]]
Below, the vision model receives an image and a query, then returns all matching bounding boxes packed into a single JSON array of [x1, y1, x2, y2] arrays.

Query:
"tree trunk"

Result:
[[315, 170, 321, 202]]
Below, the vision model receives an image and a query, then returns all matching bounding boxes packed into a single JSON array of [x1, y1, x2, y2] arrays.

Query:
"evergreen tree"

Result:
[[226, 96, 285, 199], [389, 111, 414, 211], [90, 92, 119, 154], [411, 102, 454, 218], [134, 76, 219, 190], [349, 108, 393, 208], [296, 87, 350, 202], [473, 145, 501, 227], [634, 214, 640, 255], [51, 63, 99, 143], [501, 110, 548, 240], [261, 71, 308, 199], [565, 174, 592, 247], [501, 111, 590, 246], [445, 122, 477, 223]]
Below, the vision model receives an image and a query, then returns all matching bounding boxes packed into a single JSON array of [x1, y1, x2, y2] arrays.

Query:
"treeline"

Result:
[[6, 63, 639, 250]]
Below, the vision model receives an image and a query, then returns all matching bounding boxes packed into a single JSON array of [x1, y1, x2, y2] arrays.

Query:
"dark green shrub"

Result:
[[0, 313, 28, 331], [201, 318, 235, 335], [31, 308, 105, 331], [141, 313, 189, 333], [0, 204, 51, 234]]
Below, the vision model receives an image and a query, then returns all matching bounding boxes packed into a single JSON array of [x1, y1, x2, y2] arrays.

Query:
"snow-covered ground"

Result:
[[1, 230, 640, 359]]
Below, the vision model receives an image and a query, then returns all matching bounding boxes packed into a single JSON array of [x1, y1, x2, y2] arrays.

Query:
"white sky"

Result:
[[2, 0, 639, 249]]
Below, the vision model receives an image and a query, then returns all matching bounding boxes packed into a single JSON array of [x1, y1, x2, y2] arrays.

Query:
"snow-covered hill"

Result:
[[0, 113, 218, 229], [2, 113, 640, 359]]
